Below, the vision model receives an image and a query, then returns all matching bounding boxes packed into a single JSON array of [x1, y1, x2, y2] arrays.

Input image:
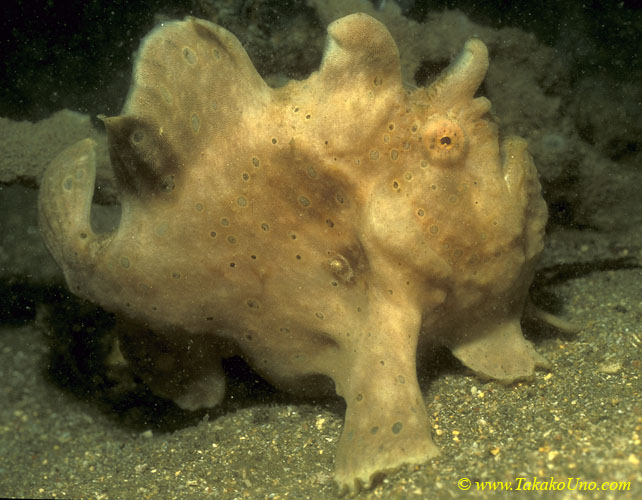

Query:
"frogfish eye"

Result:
[[422, 115, 467, 163]]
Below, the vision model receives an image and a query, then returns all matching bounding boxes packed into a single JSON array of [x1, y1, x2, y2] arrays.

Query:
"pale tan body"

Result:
[[39, 14, 557, 493]]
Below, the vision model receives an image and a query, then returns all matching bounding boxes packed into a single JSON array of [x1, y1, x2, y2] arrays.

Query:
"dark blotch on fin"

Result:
[[104, 115, 179, 196]]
